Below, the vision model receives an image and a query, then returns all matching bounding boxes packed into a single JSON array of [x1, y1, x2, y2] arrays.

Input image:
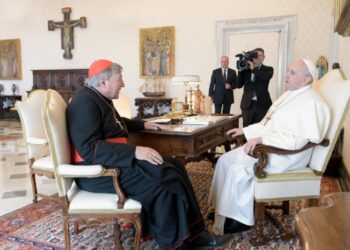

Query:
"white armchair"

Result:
[[15, 89, 55, 203], [250, 69, 350, 245], [42, 89, 142, 249]]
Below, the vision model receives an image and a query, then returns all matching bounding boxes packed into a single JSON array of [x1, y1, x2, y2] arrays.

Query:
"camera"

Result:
[[235, 50, 258, 71]]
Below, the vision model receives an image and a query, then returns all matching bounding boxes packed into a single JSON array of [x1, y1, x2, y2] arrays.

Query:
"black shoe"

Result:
[[223, 218, 251, 234], [188, 231, 232, 248], [206, 212, 214, 221]]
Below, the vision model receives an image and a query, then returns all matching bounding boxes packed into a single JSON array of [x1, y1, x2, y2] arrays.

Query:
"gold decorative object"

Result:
[[171, 75, 201, 115], [316, 56, 328, 79], [171, 99, 184, 114]]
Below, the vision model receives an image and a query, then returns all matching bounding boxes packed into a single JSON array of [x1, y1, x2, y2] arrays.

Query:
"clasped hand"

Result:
[[224, 83, 231, 89]]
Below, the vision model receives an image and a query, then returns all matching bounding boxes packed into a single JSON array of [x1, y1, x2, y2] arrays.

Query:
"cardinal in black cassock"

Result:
[[66, 59, 229, 249]]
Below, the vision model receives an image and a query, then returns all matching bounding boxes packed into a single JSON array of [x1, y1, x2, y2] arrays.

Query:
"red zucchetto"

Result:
[[88, 59, 113, 77]]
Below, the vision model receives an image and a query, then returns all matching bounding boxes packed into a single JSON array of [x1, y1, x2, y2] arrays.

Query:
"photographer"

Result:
[[236, 48, 273, 126]]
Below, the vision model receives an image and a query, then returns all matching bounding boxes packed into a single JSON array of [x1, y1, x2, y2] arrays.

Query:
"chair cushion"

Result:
[[255, 168, 322, 202], [32, 155, 54, 171], [68, 182, 142, 214]]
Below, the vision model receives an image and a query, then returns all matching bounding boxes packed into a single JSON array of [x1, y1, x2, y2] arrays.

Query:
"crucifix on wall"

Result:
[[48, 7, 86, 59]]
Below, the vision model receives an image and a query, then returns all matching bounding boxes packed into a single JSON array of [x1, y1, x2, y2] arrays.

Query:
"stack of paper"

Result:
[[182, 115, 226, 125]]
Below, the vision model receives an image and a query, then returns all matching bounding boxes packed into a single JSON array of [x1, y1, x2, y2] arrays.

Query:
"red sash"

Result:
[[72, 137, 128, 163]]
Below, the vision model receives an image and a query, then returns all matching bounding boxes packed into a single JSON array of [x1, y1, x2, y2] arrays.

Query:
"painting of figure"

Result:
[[0, 39, 22, 80], [140, 26, 175, 78]]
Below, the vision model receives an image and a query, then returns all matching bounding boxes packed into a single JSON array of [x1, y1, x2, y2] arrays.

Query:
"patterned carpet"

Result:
[[0, 134, 22, 141], [0, 160, 341, 249]]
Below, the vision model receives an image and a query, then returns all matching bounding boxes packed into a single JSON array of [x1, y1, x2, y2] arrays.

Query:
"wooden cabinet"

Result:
[[0, 95, 22, 120], [30, 69, 88, 103], [135, 97, 172, 119]]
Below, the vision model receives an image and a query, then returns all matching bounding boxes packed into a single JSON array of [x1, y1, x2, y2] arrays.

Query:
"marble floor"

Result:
[[0, 120, 56, 216]]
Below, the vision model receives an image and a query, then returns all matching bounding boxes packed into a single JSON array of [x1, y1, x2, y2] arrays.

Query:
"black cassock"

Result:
[[67, 87, 205, 249]]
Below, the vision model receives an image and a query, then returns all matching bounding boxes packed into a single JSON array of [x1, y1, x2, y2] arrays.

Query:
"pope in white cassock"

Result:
[[208, 59, 331, 235]]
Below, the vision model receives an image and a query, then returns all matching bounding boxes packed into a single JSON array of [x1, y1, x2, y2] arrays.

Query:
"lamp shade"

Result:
[[171, 75, 200, 85]]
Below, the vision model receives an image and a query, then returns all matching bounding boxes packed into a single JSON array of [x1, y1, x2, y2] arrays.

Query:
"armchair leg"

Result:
[[74, 221, 79, 235], [134, 215, 142, 250], [30, 172, 38, 203], [114, 222, 123, 250], [282, 201, 289, 215], [28, 159, 38, 203], [251, 202, 268, 246], [64, 219, 71, 250]]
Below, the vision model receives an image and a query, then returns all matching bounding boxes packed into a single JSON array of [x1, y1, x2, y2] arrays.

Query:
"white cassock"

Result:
[[208, 84, 330, 234]]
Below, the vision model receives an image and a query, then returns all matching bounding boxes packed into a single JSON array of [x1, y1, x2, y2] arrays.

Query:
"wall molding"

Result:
[[216, 15, 297, 98]]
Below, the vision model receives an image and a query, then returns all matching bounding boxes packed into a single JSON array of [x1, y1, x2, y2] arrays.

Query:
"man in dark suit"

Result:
[[236, 48, 273, 126], [209, 56, 237, 114]]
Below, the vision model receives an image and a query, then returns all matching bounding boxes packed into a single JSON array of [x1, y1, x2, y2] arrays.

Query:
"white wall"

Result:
[[0, 0, 334, 108], [1, 0, 348, 173]]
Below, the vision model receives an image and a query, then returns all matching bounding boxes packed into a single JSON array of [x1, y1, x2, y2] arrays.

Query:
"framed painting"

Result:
[[140, 26, 175, 78], [0, 39, 22, 80]]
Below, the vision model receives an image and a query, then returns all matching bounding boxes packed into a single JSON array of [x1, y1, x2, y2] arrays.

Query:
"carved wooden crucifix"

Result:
[[48, 7, 86, 59]]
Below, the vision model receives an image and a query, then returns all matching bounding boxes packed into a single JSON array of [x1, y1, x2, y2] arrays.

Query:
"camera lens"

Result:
[[239, 61, 246, 68]]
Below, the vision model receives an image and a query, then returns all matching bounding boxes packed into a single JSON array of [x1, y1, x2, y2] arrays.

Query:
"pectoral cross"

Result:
[[48, 7, 86, 59], [261, 109, 273, 125]]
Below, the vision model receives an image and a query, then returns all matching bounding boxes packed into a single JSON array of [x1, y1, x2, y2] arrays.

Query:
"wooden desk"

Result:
[[129, 115, 240, 162], [295, 192, 350, 250]]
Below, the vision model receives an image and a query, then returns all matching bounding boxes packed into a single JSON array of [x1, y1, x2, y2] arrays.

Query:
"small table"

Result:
[[295, 192, 350, 250], [135, 97, 172, 119]]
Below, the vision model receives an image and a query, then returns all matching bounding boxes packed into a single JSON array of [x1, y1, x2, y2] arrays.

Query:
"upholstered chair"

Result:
[[113, 93, 132, 119], [15, 89, 55, 203], [42, 89, 142, 250], [250, 69, 350, 245]]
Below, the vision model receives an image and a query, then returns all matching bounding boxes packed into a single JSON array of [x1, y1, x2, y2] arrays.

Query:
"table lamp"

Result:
[[171, 75, 200, 114]]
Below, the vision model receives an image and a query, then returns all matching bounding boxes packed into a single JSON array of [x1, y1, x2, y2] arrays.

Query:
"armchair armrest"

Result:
[[27, 136, 48, 146], [250, 139, 329, 178], [58, 164, 104, 177], [58, 164, 127, 209], [101, 168, 126, 209]]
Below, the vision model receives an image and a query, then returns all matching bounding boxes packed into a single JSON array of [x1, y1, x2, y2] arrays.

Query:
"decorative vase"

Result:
[[11, 84, 16, 95]]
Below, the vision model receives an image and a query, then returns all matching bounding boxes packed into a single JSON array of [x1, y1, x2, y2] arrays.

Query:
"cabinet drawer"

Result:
[[195, 126, 226, 152]]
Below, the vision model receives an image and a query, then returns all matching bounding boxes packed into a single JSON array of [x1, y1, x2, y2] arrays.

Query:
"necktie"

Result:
[[223, 70, 227, 81]]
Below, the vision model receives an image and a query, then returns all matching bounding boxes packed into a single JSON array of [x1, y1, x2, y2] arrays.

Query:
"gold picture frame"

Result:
[[140, 26, 175, 78], [0, 39, 22, 80], [171, 99, 184, 114]]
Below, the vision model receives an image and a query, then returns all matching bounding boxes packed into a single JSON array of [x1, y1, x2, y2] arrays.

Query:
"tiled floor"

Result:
[[0, 120, 57, 216]]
